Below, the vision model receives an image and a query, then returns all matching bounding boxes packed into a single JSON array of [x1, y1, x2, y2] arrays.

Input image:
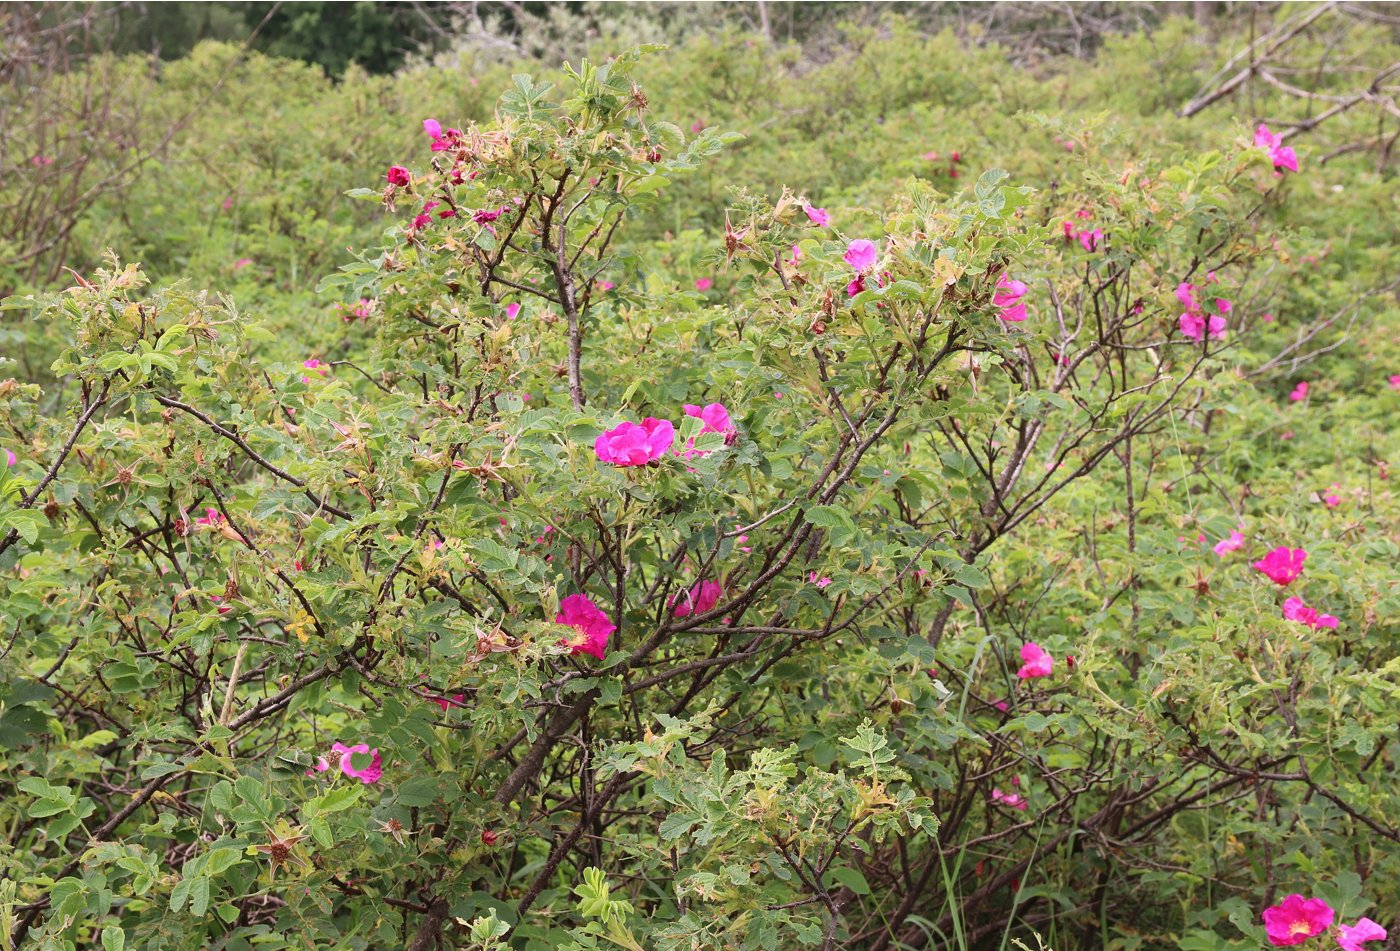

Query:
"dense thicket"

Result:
[[2, 9, 1399, 951]]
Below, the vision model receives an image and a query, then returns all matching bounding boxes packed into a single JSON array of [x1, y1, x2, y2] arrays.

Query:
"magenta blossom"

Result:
[[1289, 381, 1309, 402], [677, 402, 737, 459], [1254, 124, 1299, 174], [672, 579, 722, 618], [505, 302, 521, 320], [1179, 311, 1227, 341], [1016, 642, 1053, 679], [1253, 547, 1307, 586], [301, 358, 329, 384], [844, 239, 878, 272], [3, 449, 15, 467], [994, 274, 1028, 323], [694, 277, 713, 291], [804, 205, 830, 226], [1282, 596, 1339, 630], [809, 572, 832, 588], [233, 258, 253, 270], [1390, 374, 1400, 391], [195, 507, 224, 529], [1337, 918, 1387, 951], [305, 756, 330, 777], [990, 787, 1028, 811], [332, 742, 383, 785], [427, 692, 467, 711], [595, 418, 675, 466], [1213, 530, 1246, 556], [1261, 894, 1333, 946], [423, 118, 461, 151], [556, 594, 615, 660], [386, 165, 410, 187]]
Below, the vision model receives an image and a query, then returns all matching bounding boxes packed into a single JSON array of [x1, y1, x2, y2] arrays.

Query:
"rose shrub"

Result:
[[2, 23, 1399, 951]]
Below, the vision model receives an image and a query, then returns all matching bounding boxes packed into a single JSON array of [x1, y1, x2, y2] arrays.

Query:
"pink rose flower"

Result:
[[1282, 596, 1339, 630], [694, 278, 713, 291], [556, 594, 615, 660], [990, 787, 1028, 811], [1261, 894, 1333, 946], [1016, 642, 1053, 679], [332, 742, 383, 784], [677, 402, 736, 459], [1252, 547, 1307, 586], [1337, 918, 1387, 951], [386, 165, 410, 187], [1289, 381, 1309, 402], [672, 579, 722, 618], [1213, 530, 1245, 556], [1255, 123, 1300, 174], [844, 239, 878, 272], [803, 205, 830, 226], [595, 418, 675, 466]]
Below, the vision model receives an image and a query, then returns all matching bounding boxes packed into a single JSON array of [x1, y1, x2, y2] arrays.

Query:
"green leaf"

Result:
[[101, 926, 125, 951], [825, 866, 871, 896]]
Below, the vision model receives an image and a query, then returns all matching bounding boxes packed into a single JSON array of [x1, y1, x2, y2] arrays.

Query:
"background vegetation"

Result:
[[2, 3, 1398, 950]]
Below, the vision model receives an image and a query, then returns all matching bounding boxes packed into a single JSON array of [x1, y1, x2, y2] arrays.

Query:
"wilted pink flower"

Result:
[[846, 275, 865, 298], [1213, 530, 1246, 556], [1253, 547, 1307, 586], [556, 593, 615, 659], [694, 278, 713, 291], [595, 418, 675, 466], [427, 692, 467, 711], [1016, 642, 1054, 679], [844, 239, 878, 272], [1337, 918, 1387, 951], [1254, 124, 1299, 174], [1282, 596, 1339, 630], [423, 118, 461, 151], [386, 165, 410, 187], [332, 742, 383, 784], [804, 205, 830, 226], [411, 212, 432, 231], [195, 507, 224, 529], [1289, 381, 1309, 402], [991, 787, 1027, 811], [1078, 228, 1103, 252], [809, 572, 832, 588], [472, 207, 505, 224], [672, 579, 722, 618], [305, 756, 330, 777], [1261, 894, 1333, 946]]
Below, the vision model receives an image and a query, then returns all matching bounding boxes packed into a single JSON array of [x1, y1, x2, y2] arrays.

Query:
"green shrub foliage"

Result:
[[2, 19, 1399, 951]]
